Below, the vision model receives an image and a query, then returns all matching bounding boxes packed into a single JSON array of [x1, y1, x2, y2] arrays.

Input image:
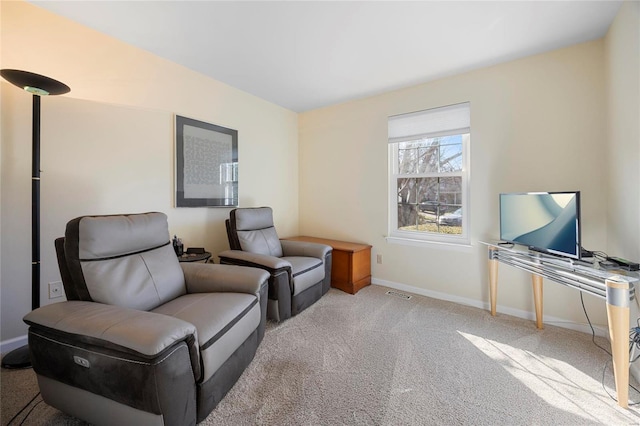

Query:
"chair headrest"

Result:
[[231, 207, 275, 231], [69, 212, 170, 260]]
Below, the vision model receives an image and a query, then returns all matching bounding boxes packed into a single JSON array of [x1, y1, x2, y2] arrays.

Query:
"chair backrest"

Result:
[[228, 207, 283, 257], [57, 212, 186, 311]]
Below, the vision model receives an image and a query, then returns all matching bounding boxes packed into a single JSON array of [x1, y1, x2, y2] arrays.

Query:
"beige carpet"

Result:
[[3, 284, 640, 425]]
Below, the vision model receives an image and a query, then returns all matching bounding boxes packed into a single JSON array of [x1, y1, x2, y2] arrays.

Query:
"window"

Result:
[[388, 103, 470, 246]]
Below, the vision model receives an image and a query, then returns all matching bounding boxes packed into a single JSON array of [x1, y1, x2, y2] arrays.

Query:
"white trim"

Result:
[[370, 279, 610, 338], [385, 236, 473, 252], [1, 334, 28, 356], [389, 127, 470, 144]]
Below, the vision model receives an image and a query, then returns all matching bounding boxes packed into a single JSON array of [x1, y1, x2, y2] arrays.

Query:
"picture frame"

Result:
[[175, 115, 238, 207]]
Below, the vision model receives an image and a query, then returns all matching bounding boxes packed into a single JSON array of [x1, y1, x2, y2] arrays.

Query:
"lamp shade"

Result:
[[1, 69, 70, 96]]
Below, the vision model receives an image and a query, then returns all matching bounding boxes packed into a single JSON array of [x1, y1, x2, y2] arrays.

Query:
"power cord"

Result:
[[629, 318, 640, 363], [580, 292, 640, 405], [18, 398, 44, 426], [6, 391, 41, 425], [580, 292, 610, 356]]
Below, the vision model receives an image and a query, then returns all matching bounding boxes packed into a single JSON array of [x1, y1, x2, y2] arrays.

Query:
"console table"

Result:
[[481, 241, 638, 408], [284, 236, 372, 294]]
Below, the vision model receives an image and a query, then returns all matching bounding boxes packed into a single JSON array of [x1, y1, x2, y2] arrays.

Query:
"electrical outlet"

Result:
[[377, 254, 383, 264], [49, 281, 63, 299]]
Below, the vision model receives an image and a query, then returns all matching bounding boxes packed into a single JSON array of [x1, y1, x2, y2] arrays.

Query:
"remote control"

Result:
[[606, 256, 640, 271]]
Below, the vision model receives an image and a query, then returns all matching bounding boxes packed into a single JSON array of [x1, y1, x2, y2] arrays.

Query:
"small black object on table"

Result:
[[178, 248, 212, 263]]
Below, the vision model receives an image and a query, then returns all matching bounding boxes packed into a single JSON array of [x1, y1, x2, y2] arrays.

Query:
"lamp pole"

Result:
[[1, 69, 70, 369], [32, 93, 41, 310]]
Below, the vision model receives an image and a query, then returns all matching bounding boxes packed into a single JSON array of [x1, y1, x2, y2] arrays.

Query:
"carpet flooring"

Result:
[[2, 284, 640, 425]]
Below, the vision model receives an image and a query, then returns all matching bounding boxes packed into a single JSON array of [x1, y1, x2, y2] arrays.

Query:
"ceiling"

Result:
[[30, 1, 622, 113]]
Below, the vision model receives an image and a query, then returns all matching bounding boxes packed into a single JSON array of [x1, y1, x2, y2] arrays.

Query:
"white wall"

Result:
[[604, 0, 640, 380], [605, 1, 640, 261], [2, 0, 637, 351], [0, 1, 299, 349], [299, 40, 610, 330], [0, 0, 4, 354]]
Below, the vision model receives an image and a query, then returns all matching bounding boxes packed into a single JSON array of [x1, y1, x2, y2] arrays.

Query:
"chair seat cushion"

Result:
[[152, 292, 260, 382], [283, 256, 324, 296]]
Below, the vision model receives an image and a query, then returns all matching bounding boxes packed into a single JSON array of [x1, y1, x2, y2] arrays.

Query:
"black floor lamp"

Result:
[[1, 69, 70, 369]]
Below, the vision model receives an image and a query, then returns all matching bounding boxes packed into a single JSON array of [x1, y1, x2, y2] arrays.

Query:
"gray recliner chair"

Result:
[[218, 207, 332, 322], [23, 212, 270, 425]]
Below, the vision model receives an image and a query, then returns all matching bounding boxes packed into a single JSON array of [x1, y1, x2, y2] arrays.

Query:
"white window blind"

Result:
[[388, 102, 470, 143]]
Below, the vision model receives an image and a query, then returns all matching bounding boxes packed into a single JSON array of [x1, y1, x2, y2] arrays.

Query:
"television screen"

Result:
[[499, 191, 581, 259]]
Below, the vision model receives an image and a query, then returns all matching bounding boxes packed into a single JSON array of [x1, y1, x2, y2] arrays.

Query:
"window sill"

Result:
[[385, 236, 473, 252]]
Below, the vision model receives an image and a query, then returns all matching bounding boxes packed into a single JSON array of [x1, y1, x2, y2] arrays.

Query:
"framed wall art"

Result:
[[175, 115, 238, 207]]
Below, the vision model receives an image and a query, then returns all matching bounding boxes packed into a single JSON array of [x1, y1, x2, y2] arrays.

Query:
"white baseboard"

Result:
[[371, 278, 610, 338], [1, 334, 28, 357]]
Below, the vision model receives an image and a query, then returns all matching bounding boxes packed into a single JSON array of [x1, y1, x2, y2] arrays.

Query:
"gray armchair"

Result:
[[23, 212, 269, 425], [218, 207, 332, 322]]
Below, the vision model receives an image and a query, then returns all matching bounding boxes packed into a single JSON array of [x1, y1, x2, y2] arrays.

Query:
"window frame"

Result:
[[387, 127, 470, 247]]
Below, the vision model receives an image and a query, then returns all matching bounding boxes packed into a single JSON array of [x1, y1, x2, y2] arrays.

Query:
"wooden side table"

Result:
[[284, 236, 372, 295]]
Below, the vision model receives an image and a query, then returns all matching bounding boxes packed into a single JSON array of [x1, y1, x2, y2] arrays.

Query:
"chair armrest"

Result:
[[181, 263, 269, 296], [218, 249, 291, 271], [24, 301, 198, 360], [280, 240, 332, 259]]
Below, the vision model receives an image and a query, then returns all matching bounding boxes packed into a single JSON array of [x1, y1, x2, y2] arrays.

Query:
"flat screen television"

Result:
[[499, 191, 582, 259]]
